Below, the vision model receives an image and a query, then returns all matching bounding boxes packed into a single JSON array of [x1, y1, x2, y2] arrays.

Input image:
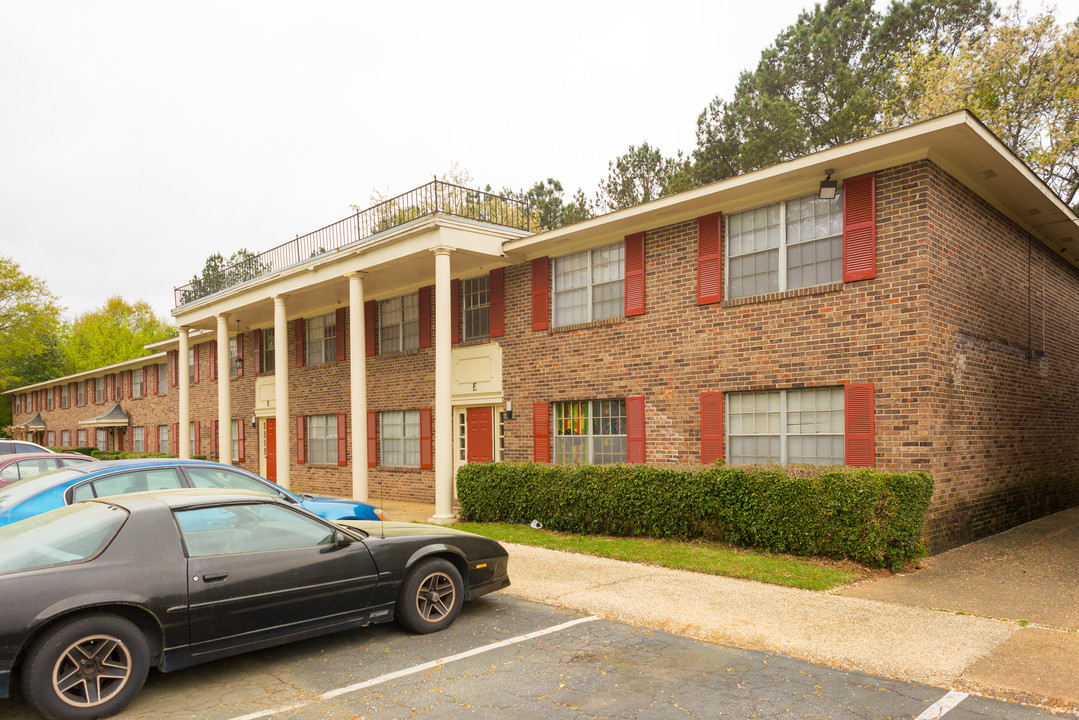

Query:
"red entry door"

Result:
[[265, 419, 277, 482], [466, 407, 493, 463]]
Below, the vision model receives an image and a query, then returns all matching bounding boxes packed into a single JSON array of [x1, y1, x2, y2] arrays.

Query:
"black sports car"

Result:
[[0, 489, 510, 720]]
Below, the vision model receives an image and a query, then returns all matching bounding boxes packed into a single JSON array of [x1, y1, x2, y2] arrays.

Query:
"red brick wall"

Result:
[[924, 164, 1079, 549]]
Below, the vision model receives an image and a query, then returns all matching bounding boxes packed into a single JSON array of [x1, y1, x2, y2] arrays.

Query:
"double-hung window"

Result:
[[380, 410, 419, 467], [188, 348, 197, 383], [77, 382, 85, 406], [379, 294, 419, 354], [305, 313, 337, 365], [727, 387, 844, 465], [463, 276, 490, 340], [307, 415, 337, 464], [133, 427, 145, 453], [62, 430, 71, 446], [553, 241, 624, 327], [552, 399, 626, 465], [96, 430, 108, 452], [61, 384, 69, 408], [158, 425, 169, 454], [727, 191, 843, 299], [261, 328, 275, 373], [132, 368, 143, 397], [94, 379, 105, 404], [229, 336, 240, 378]]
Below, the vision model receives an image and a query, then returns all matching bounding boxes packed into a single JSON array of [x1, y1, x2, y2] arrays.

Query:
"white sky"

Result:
[[3, 0, 1078, 322]]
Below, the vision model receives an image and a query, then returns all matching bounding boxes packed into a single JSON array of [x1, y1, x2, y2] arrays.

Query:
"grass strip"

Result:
[[455, 522, 855, 591]]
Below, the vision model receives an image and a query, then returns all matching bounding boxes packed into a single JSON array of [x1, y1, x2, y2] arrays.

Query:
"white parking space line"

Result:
[[916, 690, 970, 719], [225, 615, 601, 720]]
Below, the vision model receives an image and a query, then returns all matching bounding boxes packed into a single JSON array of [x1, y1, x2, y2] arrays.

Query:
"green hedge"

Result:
[[89, 450, 179, 461], [50, 446, 97, 457], [457, 462, 933, 570]]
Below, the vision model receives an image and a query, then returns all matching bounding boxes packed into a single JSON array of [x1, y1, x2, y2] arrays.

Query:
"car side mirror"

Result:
[[320, 531, 352, 553]]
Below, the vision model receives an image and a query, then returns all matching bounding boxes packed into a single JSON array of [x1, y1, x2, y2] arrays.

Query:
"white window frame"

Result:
[[158, 363, 168, 394], [94, 378, 105, 404], [726, 190, 844, 300], [188, 347, 196, 383], [307, 414, 337, 465], [552, 399, 627, 465], [61, 384, 69, 408], [77, 429, 86, 446], [158, 425, 169, 454], [552, 241, 624, 328], [133, 426, 145, 453], [305, 313, 337, 366], [62, 430, 71, 447], [726, 387, 845, 466], [230, 419, 240, 461], [379, 294, 419, 354], [261, 328, 275, 373], [463, 275, 490, 340], [229, 336, 240, 379], [96, 430, 108, 452], [132, 368, 144, 398], [379, 410, 419, 467]]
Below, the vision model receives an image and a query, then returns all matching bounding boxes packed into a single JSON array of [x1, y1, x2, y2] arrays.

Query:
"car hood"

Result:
[[338, 520, 478, 538]]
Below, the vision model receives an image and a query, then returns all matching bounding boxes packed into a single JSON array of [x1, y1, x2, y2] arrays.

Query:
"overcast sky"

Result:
[[3, 1, 1077, 322]]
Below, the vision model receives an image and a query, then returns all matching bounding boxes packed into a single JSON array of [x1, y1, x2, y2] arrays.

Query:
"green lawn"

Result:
[[454, 522, 857, 591]]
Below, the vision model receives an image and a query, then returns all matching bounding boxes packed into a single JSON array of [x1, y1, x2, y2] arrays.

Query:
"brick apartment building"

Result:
[[9, 111, 1079, 552]]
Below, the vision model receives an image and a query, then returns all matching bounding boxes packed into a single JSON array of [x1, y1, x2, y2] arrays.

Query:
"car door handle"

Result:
[[201, 572, 229, 583]]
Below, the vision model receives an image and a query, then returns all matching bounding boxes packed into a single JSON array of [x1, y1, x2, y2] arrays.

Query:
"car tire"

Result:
[[395, 557, 464, 634], [21, 614, 150, 720]]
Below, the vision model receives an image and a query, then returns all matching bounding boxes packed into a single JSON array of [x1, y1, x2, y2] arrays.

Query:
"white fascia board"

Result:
[[4, 351, 171, 394]]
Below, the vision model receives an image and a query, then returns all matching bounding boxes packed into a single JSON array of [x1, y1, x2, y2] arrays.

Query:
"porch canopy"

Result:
[[78, 404, 131, 428]]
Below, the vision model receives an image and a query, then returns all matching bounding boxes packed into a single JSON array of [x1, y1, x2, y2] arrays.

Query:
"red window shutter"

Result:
[[294, 318, 305, 367], [364, 301, 376, 357], [151, 365, 158, 395], [126, 370, 132, 398], [337, 413, 347, 466], [843, 172, 876, 282], [533, 401, 550, 462], [418, 285, 432, 349], [192, 345, 200, 384], [296, 415, 306, 464], [53, 386, 59, 408], [419, 408, 433, 469], [845, 383, 876, 467], [697, 213, 722, 305], [335, 307, 346, 362], [238, 419, 245, 462], [237, 332, 245, 377], [626, 396, 646, 463], [193, 420, 200, 456], [209, 341, 217, 381], [451, 278, 460, 344], [624, 233, 646, 316], [367, 411, 377, 467], [171, 423, 178, 455], [127, 426, 133, 452], [531, 257, 549, 331], [700, 392, 724, 463], [253, 329, 262, 374], [489, 268, 505, 337]]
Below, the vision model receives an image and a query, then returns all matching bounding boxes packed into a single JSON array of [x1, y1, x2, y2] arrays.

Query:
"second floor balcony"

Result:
[[174, 181, 531, 308]]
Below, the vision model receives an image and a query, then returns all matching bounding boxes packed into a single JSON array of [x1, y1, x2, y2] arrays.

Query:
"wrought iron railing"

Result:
[[174, 181, 530, 307]]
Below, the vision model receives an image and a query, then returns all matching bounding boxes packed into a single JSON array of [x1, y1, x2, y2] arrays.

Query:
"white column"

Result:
[[216, 314, 232, 465], [274, 296, 291, 490], [431, 247, 455, 522], [178, 327, 190, 459], [348, 273, 368, 501]]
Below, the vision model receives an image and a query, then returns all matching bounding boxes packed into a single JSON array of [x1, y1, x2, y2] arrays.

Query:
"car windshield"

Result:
[[0, 502, 127, 575], [0, 468, 85, 507]]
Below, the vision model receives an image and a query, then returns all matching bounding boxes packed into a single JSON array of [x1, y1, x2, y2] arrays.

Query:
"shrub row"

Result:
[[49, 447, 181, 460], [457, 462, 933, 569]]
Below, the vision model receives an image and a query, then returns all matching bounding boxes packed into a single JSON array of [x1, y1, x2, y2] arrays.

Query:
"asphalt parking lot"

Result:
[[2, 595, 1059, 720]]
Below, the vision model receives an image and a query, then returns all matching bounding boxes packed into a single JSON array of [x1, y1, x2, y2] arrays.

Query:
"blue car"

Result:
[[0, 458, 387, 527]]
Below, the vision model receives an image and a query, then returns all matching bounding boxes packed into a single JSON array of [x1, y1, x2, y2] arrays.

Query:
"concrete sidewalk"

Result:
[[379, 500, 1079, 714]]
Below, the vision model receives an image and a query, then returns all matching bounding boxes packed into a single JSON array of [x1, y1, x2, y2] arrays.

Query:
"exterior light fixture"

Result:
[[505, 400, 513, 420], [819, 168, 838, 200]]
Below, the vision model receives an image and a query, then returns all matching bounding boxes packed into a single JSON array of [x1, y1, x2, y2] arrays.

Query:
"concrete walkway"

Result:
[[378, 500, 1079, 714]]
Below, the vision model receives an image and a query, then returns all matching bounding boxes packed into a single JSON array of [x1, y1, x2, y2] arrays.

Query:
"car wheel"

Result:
[[21, 614, 150, 720], [396, 557, 464, 634]]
